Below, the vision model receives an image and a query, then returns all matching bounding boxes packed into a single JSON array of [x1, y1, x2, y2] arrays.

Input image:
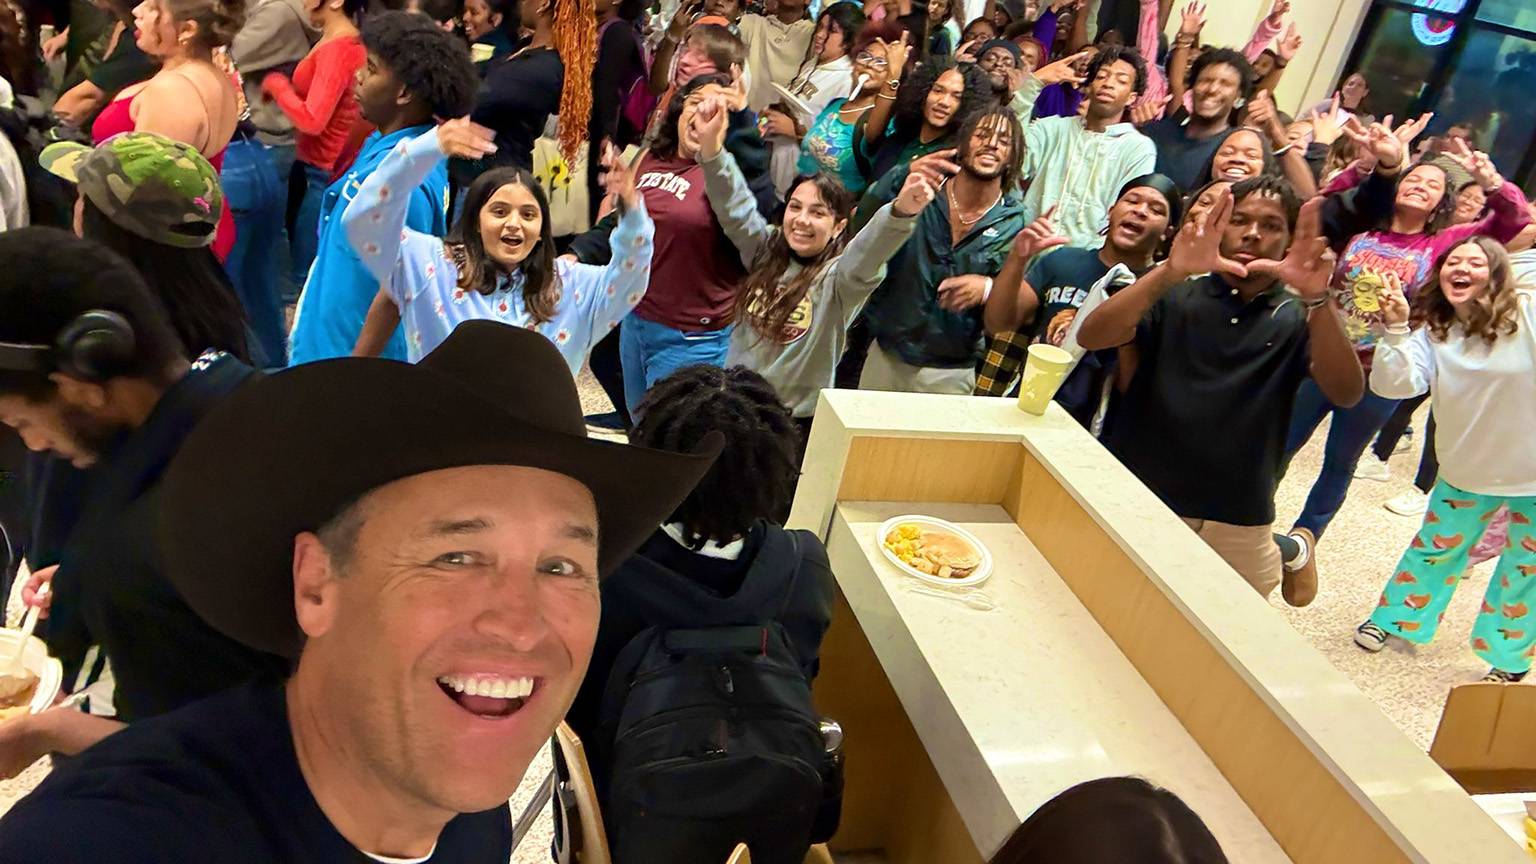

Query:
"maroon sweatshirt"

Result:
[[631, 154, 746, 331]]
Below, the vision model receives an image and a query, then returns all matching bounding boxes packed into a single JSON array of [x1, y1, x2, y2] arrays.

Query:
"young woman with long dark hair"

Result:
[[694, 87, 936, 443], [1355, 236, 1536, 684], [346, 117, 654, 370]]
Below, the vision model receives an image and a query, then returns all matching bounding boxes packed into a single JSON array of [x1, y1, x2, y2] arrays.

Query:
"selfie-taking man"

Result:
[[1077, 177, 1364, 599], [0, 322, 719, 862], [0, 229, 287, 778]]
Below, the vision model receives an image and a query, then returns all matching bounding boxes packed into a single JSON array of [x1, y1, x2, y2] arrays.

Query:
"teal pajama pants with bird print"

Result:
[[1368, 479, 1536, 673]]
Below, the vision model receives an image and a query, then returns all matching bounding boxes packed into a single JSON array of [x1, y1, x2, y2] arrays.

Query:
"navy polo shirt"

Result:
[[1104, 274, 1312, 526]]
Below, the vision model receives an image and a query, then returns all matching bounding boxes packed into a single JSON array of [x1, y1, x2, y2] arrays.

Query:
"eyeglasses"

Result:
[[854, 51, 889, 69]]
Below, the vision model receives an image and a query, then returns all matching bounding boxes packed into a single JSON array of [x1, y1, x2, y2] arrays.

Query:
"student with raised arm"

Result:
[[1077, 179, 1363, 601], [345, 118, 654, 371], [694, 88, 935, 442]]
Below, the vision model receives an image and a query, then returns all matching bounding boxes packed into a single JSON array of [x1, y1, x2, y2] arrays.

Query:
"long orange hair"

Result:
[[551, 0, 596, 161]]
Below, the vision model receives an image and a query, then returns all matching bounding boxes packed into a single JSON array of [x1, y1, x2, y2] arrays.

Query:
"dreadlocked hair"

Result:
[[630, 365, 801, 545], [551, 0, 596, 162], [1411, 236, 1519, 345], [734, 172, 854, 344]]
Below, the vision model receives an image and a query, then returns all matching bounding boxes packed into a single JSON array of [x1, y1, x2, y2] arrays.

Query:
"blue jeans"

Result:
[[1283, 377, 1400, 539], [221, 136, 290, 368], [289, 161, 331, 298], [618, 314, 733, 415]]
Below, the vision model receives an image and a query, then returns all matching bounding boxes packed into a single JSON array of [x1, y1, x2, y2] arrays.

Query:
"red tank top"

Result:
[[91, 93, 236, 263]]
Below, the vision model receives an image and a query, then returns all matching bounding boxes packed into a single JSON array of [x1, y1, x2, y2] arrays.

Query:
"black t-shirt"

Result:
[[1143, 118, 1233, 193], [88, 31, 157, 97], [453, 45, 563, 187], [1104, 275, 1311, 526], [0, 683, 514, 863]]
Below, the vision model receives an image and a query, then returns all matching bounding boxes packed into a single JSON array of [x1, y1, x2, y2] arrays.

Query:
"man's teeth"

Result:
[[438, 675, 534, 698]]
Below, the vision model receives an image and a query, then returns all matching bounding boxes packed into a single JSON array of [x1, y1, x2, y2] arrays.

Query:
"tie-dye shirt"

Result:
[[1331, 178, 1530, 369]]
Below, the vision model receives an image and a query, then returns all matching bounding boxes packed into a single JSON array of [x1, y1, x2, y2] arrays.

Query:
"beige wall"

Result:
[[1159, 0, 1373, 116]]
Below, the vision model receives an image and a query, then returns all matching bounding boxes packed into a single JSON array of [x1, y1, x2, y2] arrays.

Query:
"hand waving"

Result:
[[1178, 1, 1207, 37], [436, 117, 497, 160], [1277, 22, 1302, 62], [1166, 184, 1248, 281], [1244, 197, 1336, 300]]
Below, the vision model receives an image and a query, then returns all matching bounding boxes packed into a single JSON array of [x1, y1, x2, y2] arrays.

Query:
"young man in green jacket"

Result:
[[855, 107, 1030, 394]]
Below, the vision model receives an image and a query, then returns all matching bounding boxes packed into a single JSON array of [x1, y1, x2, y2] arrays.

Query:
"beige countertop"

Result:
[[830, 500, 1291, 860], [792, 390, 1527, 863]]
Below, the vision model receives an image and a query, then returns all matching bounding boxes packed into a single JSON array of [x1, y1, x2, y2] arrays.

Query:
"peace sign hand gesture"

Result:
[[1377, 270, 1410, 327], [1445, 136, 1503, 191], [1166, 184, 1248, 282], [1245, 197, 1336, 300]]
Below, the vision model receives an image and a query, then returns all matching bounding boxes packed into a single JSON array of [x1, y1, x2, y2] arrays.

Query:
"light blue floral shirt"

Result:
[[344, 131, 656, 371]]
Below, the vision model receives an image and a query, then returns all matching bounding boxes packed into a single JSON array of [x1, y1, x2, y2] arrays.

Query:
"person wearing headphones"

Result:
[[0, 228, 288, 780]]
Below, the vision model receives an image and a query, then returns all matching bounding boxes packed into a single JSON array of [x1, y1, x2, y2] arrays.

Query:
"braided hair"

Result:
[[630, 365, 802, 545], [550, 0, 597, 162]]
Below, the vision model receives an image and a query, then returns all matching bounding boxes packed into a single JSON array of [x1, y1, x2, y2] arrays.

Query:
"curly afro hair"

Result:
[[361, 11, 478, 120], [1084, 44, 1148, 99], [630, 365, 801, 545], [1186, 47, 1256, 104], [890, 58, 993, 141]]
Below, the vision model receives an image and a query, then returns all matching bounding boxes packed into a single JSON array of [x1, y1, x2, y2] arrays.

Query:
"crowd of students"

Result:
[[0, 0, 1530, 859]]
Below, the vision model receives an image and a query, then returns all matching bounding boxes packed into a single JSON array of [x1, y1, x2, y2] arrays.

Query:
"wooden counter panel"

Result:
[[837, 437, 1021, 505], [1004, 452, 1408, 863]]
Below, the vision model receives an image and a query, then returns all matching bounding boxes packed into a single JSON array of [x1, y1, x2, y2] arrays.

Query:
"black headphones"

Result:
[[0, 310, 137, 382]]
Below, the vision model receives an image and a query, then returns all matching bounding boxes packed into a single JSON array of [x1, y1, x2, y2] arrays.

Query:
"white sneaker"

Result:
[[1394, 427, 1415, 455], [1354, 458, 1391, 482], [1385, 490, 1429, 516], [1355, 621, 1390, 653]]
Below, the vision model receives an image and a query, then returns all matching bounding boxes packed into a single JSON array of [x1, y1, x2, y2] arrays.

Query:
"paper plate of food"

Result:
[[878, 516, 993, 588], [0, 629, 61, 722]]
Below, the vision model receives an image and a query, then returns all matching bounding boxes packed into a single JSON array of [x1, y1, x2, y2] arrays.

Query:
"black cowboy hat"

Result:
[[158, 321, 722, 659]]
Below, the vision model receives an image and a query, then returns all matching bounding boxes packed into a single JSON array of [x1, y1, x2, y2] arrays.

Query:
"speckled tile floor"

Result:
[[0, 385, 1474, 860]]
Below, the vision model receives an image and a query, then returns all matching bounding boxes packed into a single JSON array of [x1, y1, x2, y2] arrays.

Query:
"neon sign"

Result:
[[1410, 0, 1466, 46]]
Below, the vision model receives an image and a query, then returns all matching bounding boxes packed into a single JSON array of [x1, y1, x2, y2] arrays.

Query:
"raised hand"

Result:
[[955, 39, 979, 64], [1129, 94, 1171, 127], [436, 117, 498, 160], [1245, 197, 1336, 300], [1167, 185, 1248, 281], [694, 94, 730, 159], [907, 148, 961, 188], [1377, 271, 1409, 327], [1277, 22, 1302, 62], [892, 171, 938, 217], [668, 0, 703, 40], [1036, 49, 1094, 86], [1178, 1, 1207, 37], [1308, 94, 1347, 146], [1246, 89, 1282, 142], [601, 142, 642, 212], [1393, 112, 1433, 148], [1341, 118, 1407, 171], [1265, 0, 1289, 27], [1012, 206, 1069, 259], [1445, 136, 1503, 190]]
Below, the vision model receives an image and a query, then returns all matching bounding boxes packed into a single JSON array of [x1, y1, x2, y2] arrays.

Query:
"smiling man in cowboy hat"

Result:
[[0, 321, 720, 863]]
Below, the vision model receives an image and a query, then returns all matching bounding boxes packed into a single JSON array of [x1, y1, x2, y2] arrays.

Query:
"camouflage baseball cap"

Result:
[[39, 132, 223, 249]]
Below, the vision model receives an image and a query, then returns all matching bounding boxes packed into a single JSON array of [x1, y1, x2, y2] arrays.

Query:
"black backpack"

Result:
[[595, 535, 828, 864]]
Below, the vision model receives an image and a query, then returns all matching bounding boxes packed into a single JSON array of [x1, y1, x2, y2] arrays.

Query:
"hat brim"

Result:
[[158, 358, 722, 660], [38, 141, 90, 183]]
